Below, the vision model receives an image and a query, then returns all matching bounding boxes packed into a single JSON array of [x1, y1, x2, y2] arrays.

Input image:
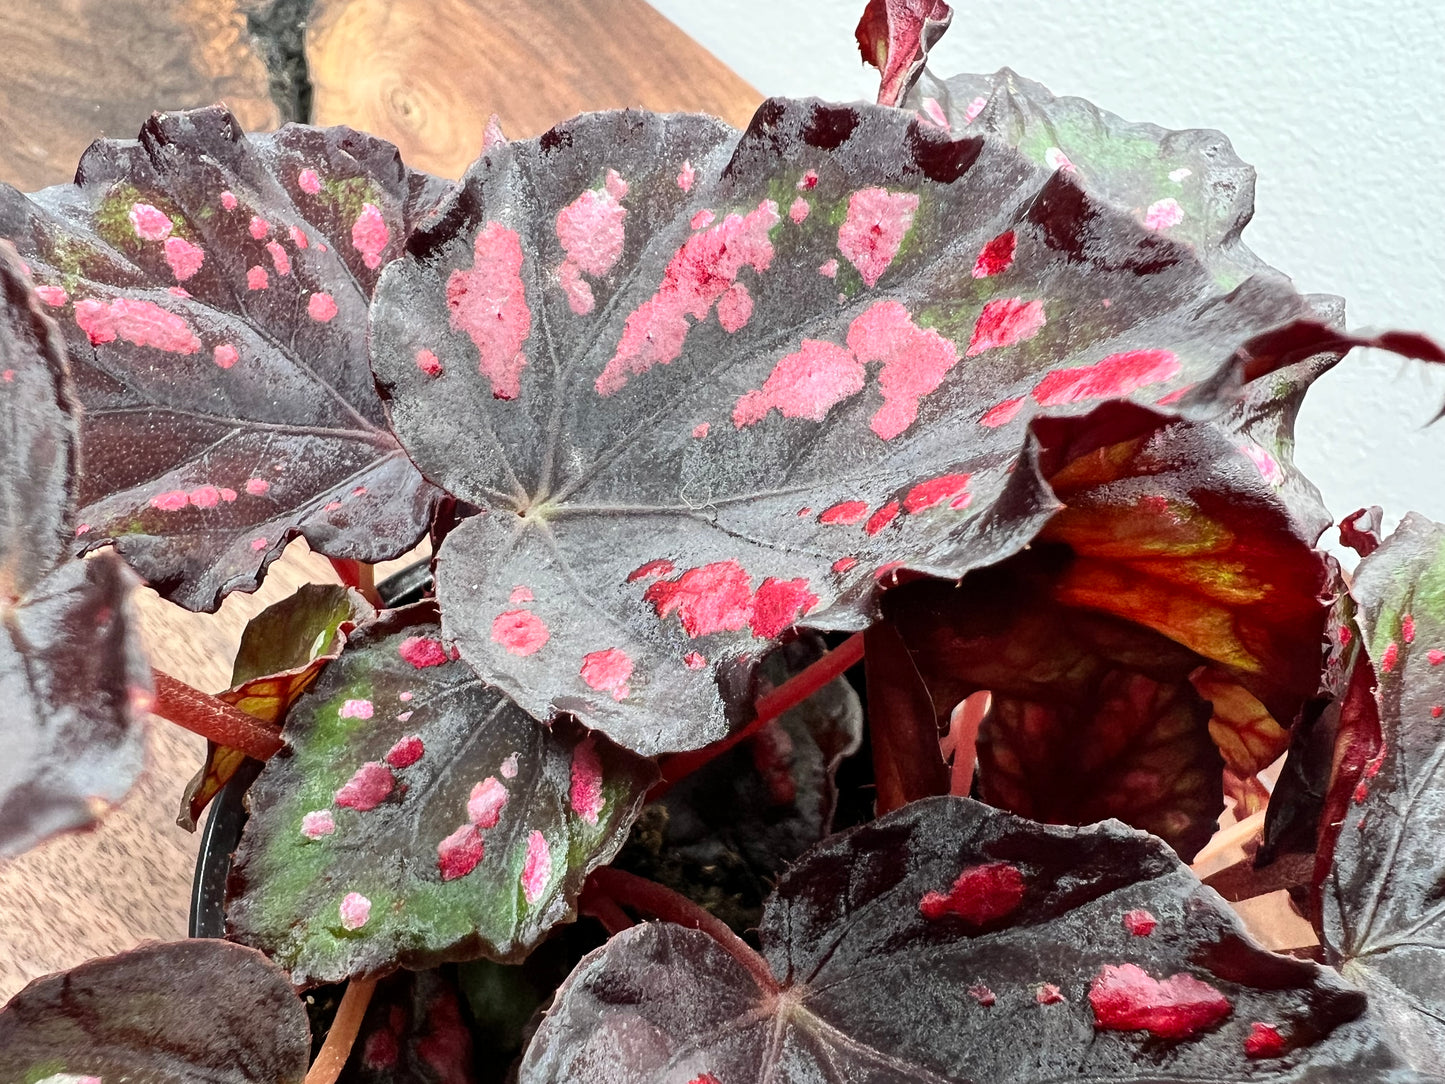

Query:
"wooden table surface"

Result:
[[0, 0, 760, 1001]]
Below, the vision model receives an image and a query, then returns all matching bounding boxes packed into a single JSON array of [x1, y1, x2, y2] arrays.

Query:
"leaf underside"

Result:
[[1320, 513, 1445, 1070], [340, 967, 477, 1083], [522, 797, 1419, 1083], [0, 107, 445, 611], [226, 605, 655, 987], [0, 939, 311, 1084], [372, 95, 1351, 757], [0, 243, 150, 858]]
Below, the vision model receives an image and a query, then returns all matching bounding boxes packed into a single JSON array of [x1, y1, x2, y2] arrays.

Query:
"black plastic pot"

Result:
[[187, 558, 432, 938]]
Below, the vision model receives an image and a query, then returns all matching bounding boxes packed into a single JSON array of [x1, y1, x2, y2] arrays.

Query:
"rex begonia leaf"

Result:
[[341, 967, 476, 1084], [855, 0, 953, 107], [0, 106, 446, 611], [0, 242, 150, 858], [226, 605, 656, 987], [179, 582, 375, 830], [371, 96, 1359, 756], [1318, 513, 1445, 1070], [615, 634, 863, 933], [885, 553, 1224, 857], [904, 67, 1268, 289], [0, 939, 311, 1084], [520, 796, 1423, 1083]]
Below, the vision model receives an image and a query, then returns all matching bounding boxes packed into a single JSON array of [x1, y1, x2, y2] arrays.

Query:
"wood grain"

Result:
[[0, 0, 278, 191], [307, 0, 764, 179]]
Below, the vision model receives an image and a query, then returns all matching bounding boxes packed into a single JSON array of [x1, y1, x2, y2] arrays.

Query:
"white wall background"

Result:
[[653, 0, 1445, 554]]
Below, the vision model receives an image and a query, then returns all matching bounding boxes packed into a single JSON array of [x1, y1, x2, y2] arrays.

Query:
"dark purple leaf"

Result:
[[615, 634, 862, 932], [1319, 513, 1445, 1069], [0, 939, 311, 1083], [341, 967, 476, 1084], [0, 242, 150, 858], [371, 97, 1361, 756], [0, 106, 446, 611], [226, 605, 655, 986], [855, 0, 953, 107], [521, 797, 1421, 1083]]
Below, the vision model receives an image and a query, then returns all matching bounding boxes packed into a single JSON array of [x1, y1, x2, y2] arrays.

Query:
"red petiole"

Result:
[[149, 669, 284, 761]]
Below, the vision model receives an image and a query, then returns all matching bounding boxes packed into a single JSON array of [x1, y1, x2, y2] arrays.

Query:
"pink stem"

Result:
[[586, 867, 778, 993], [150, 669, 284, 761], [653, 632, 865, 797], [948, 691, 989, 797], [304, 976, 377, 1084], [328, 557, 383, 608]]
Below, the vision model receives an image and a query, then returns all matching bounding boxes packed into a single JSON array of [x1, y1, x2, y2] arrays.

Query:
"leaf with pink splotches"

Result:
[[179, 583, 374, 830], [856, 0, 953, 107], [521, 796, 1421, 1084], [340, 967, 477, 1084], [0, 243, 151, 859], [1317, 513, 1445, 1071], [372, 97, 1366, 756], [0, 939, 312, 1084], [226, 605, 655, 987], [0, 106, 446, 611]]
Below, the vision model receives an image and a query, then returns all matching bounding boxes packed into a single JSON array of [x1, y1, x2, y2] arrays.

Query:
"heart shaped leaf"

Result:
[[180, 582, 375, 829], [226, 605, 656, 986], [341, 967, 477, 1083], [0, 106, 446, 611], [371, 96, 1357, 755], [1319, 513, 1445, 1070], [0, 939, 311, 1083], [0, 243, 150, 858], [522, 797, 1418, 1083]]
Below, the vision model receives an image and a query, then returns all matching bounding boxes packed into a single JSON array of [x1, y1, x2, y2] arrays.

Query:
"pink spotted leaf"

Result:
[[226, 605, 654, 986]]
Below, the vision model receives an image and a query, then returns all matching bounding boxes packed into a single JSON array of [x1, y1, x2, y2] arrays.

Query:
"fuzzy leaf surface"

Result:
[[372, 97, 1351, 755], [522, 796, 1416, 1083], [0, 244, 149, 857], [0, 106, 445, 611], [226, 606, 655, 986], [180, 582, 374, 829], [0, 939, 311, 1083], [1320, 513, 1445, 1070]]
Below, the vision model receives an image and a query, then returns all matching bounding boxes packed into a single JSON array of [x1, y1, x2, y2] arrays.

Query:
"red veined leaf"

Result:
[[0, 940, 311, 1083], [519, 797, 1416, 1083], [371, 96, 1364, 756], [0, 242, 150, 858], [1317, 513, 1445, 1070], [855, 0, 953, 107], [0, 106, 446, 611], [225, 605, 655, 986]]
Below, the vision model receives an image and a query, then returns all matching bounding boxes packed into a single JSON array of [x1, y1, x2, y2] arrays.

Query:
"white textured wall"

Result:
[[652, 0, 1445, 552]]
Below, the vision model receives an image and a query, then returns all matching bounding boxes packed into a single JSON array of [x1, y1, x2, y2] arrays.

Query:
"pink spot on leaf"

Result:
[[819, 501, 869, 525], [129, 203, 173, 240], [1088, 963, 1231, 1039], [1241, 443, 1283, 485], [415, 348, 443, 376], [967, 298, 1046, 357], [335, 762, 395, 810], [569, 736, 606, 823], [266, 241, 291, 276], [220, 191, 238, 210], [980, 398, 1023, 427], [352, 203, 390, 270], [963, 95, 987, 123], [644, 560, 754, 637], [34, 284, 68, 306], [339, 892, 371, 930], [789, 197, 810, 224], [245, 477, 270, 496], [189, 485, 221, 509], [677, 160, 696, 191], [399, 636, 449, 668], [684, 651, 707, 669], [74, 297, 200, 353], [521, 831, 551, 904], [1037, 985, 1066, 1005], [1245, 1023, 1287, 1058], [301, 810, 335, 839], [298, 168, 322, 194], [249, 216, 270, 240], [150, 490, 189, 511], [492, 610, 549, 655], [919, 861, 1026, 923], [969, 984, 996, 1006], [164, 236, 204, 280], [716, 282, 753, 333], [1144, 198, 1184, 231], [340, 699, 374, 719], [1381, 642, 1399, 673], [438, 825, 484, 881], [1403, 614, 1416, 643], [1123, 909, 1158, 936], [501, 753, 519, 778], [597, 200, 779, 394], [448, 222, 531, 399], [213, 344, 238, 369], [849, 301, 960, 439], [971, 231, 1016, 278], [750, 578, 818, 639], [468, 777, 508, 828], [250, 537, 269, 551], [832, 557, 858, 573], [920, 97, 950, 129], [1428, 649, 1444, 665], [289, 225, 309, 248], [581, 648, 633, 700], [627, 559, 675, 583], [864, 500, 900, 536], [797, 170, 819, 191], [837, 187, 918, 287], [1033, 349, 1180, 406], [308, 292, 338, 322], [247, 266, 268, 290], [556, 184, 627, 314], [509, 586, 534, 603], [733, 339, 863, 428], [692, 422, 710, 439], [904, 473, 972, 513], [1044, 147, 1076, 173], [818, 258, 838, 278], [385, 736, 424, 768]]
